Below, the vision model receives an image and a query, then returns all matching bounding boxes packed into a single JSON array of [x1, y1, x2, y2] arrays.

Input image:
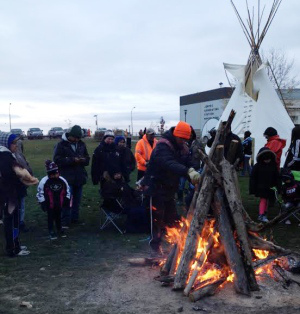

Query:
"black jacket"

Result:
[[117, 146, 136, 182], [53, 134, 90, 186], [91, 141, 124, 185], [142, 128, 192, 196], [249, 148, 279, 198]]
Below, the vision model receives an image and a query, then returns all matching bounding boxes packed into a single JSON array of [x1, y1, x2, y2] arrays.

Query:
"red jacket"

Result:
[[265, 135, 286, 169]]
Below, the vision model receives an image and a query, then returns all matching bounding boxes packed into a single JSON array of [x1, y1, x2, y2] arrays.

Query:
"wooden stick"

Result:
[[198, 149, 222, 186], [212, 188, 251, 295], [183, 232, 215, 296], [253, 253, 289, 270], [248, 233, 291, 254], [189, 278, 226, 302], [128, 257, 162, 266], [221, 157, 259, 291], [161, 243, 177, 276]]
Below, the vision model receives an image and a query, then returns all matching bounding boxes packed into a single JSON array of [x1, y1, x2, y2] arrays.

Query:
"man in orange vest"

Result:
[[135, 128, 157, 181]]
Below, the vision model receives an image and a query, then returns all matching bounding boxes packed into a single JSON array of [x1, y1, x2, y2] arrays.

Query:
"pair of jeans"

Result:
[[242, 156, 252, 176], [61, 185, 83, 225], [47, 207, 62, 233], [19, 197, 25, 225]]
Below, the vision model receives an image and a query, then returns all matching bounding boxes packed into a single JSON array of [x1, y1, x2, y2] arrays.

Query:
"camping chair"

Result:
[[100, 198, 126, 235]]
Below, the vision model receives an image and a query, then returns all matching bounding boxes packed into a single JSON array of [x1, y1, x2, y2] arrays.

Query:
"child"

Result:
[[280, 168, 300, 225], [250, 147, 279, 223], [37, 160, 70, 240]]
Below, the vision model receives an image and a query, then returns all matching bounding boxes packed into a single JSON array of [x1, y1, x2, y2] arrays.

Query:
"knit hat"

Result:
[[173, 121, 191, 140], [103, 130, 115, 140], [69, 125, 82, 138], [263, 127, 277, 137], [45, 160, 59, 174], [115, 136, 126, 145], [146, 128, 155, 135], [281, 168, 294, 183]]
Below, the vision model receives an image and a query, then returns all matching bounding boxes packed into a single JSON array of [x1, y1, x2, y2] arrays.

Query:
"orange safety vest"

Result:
[[135, 135, 157, 171]]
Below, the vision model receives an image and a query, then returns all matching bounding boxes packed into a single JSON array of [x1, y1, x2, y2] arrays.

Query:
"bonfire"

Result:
[[129, 110, 300, 303]]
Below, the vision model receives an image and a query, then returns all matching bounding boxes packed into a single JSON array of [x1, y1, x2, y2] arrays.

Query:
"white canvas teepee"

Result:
[[218, 0, 294, 165]]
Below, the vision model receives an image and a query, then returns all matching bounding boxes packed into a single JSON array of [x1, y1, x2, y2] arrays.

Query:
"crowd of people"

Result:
[[0, 122, 300, 257]]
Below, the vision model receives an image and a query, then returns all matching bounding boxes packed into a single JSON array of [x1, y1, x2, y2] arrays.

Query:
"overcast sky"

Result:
[[0, 0, 299, 134]]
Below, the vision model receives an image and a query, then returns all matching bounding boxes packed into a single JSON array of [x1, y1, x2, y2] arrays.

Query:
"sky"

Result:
[[0, 0, 299, 135]]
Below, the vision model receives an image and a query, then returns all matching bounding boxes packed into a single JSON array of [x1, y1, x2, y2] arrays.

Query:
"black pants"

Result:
[[3, 199, 20, 256], [47, 207, 62, 233], [149, 193, 179, 250]]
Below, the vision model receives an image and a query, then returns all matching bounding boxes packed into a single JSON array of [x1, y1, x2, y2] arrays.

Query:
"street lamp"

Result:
[[131, 107, 135, 136], [9, 103, 12, 131], [93, 114, 98, 131], [184, 109, 187, 122]]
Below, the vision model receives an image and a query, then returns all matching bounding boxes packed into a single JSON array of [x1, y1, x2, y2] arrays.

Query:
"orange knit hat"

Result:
[[173, 121, 191, 140]]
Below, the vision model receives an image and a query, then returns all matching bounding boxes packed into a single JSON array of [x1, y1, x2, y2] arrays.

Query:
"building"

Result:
[[179, 87, 233, 138], [180, 87, 300, 138]]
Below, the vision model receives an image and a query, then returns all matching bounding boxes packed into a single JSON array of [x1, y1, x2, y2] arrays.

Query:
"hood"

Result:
[[0, 131, 12, 149], [267, 135, 287, 148], [0, 145, 11, 153], [256, 147, 276, 162], [62, 133, 69, 141]]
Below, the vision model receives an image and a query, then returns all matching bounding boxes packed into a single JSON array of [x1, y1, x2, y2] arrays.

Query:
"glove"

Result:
[[188, 168, 201, 185]]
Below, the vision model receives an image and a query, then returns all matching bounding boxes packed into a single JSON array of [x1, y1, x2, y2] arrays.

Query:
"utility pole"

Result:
[[131, 107, 135, 137], [9, 103, 12, 131]]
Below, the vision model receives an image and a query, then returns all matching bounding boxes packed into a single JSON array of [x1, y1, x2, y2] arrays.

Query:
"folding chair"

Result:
[[100, 198, 125, 234]]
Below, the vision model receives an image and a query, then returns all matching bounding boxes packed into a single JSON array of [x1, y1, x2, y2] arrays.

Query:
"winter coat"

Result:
[[142, 128, 192, 196], [249, 148, 279, 199], [91, 141, 124, 185], [37, 176, 70, 210], [242, 137, 253, 157], [281, 181, 300, 204], [117, 146, 136, 182], [53, 133, 90, 186], [265, 135, 286, 169], [284, 139, 300, 171], [135, 135, 157, 171]]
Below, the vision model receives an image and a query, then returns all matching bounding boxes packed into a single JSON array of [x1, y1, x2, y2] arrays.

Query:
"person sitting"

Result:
[[115, 136, 136, 183], [280, 168, 300, 225]]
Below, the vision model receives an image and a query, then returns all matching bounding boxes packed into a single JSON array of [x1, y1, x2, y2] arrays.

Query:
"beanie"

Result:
[[7, 134, 19, 148], [45, 160, 59, 175], [69, 125, 82, 138], [115, 136, 126, 145], [146, 128, 155, 135], [103, 130, 115, 140], [173, 121, 191, 140], [263, 127, 277, 137]]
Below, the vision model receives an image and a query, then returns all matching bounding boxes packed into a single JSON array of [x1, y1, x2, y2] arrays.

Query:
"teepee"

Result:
[[219, 0, 294, 165]]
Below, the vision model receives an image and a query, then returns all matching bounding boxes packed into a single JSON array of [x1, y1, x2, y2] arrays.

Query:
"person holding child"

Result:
[[250, 147, 279, 223], [37, 160, 71, 240], [0, 131, 39, 257]]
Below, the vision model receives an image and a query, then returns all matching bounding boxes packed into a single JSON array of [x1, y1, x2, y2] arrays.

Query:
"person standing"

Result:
[[0, 132, 38, 256], [37, 160, 71, 239], [142, 121, 201, 255], [53, 125, 90, 225], [135, 128, 157, 181], [263, 127, 286, 169], [284, 126, 300, 171], [250, 147, 279, 223], [241, 131, 253, 176]]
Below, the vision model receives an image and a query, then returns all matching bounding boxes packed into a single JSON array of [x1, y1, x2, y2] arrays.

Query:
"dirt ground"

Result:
[[1, 233, 300, 314]]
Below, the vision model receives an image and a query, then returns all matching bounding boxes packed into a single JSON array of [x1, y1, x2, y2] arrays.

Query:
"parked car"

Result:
[[48, 127, 64, 139], [11, 128, 25, 139], [27, 128, 43, 139], [94, 128, 107, 141]]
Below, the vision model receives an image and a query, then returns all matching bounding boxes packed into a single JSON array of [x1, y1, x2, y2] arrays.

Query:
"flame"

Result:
[[253, 249, 269, 260]]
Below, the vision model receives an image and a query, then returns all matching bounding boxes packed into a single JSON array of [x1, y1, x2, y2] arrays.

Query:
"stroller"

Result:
[[100, 176, 149, 234]]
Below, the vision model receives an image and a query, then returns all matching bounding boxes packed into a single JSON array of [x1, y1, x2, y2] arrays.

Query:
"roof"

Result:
[[180, 87, 233, 106]]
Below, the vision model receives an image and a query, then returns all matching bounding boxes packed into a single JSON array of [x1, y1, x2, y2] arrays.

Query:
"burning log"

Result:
[[173, 173, 216, 290], [253, 253, 288, 270], [183, 232, 215, 296], [248, 233, 291, 254], [212, 188, 251, 295], [189, 278, 226, 302], [161, 243, 177, 276], [221, 158, 259, 291]]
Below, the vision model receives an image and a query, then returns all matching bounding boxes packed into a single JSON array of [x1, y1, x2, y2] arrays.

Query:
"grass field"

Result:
[[0, 138, 299, 313]]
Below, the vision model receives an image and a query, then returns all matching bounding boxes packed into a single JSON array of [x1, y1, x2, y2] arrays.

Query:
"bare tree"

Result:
[[262, 48, 300, 91]]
